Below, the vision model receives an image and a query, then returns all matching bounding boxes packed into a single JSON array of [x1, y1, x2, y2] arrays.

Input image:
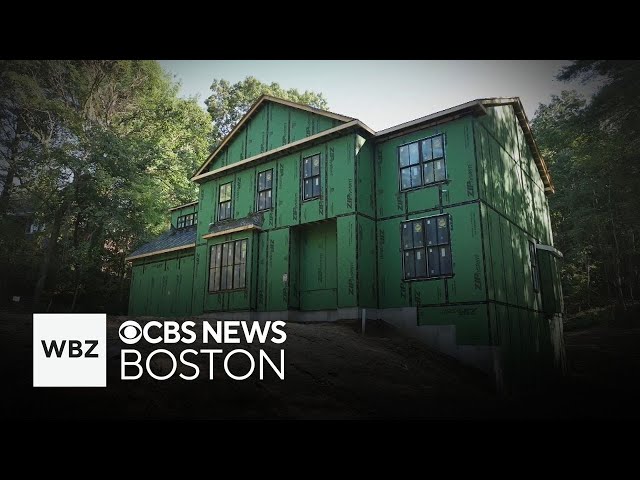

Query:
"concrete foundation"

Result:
[[199, 306, 501, 384]]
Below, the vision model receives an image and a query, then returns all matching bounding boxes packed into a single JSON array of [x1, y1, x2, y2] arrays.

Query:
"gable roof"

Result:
[[375, 97, 554, 194], [125, 225, 196, 261], [191, 119, 375, 183], [192, 95, 355, 179]]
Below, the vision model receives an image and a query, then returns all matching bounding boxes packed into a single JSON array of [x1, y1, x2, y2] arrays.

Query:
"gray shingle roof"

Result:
[[127, 225, 196, 260]]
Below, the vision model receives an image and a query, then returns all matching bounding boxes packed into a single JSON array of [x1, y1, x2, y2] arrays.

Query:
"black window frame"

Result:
[[176, 212, 197, 229], [529, 241, 540, 292], [398, 133, 447, 192], [256, 168, 274, 212], [302, 153, 322, 201], [218, 182, 233, 221], [401, 214, 453, 281], [208, 239, 248, 293]]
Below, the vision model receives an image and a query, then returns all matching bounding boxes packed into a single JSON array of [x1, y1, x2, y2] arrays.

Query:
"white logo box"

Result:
[[33, 313, 106, 387]]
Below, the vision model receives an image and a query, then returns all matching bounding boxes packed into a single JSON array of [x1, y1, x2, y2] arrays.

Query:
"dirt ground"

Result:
[[1, 313, 639, 419]]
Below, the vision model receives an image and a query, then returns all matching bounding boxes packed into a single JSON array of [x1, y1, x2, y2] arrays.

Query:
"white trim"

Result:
[[126, 243, 195, 261], [535, 243, 563, 258]]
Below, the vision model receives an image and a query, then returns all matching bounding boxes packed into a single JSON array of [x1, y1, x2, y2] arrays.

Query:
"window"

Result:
[[302, 153, 321, 200], [402, 214, 452, 280], [218, 182, 232, 221], [176, 212, 197, 229], [257, 169, 273, 211], [399, 134, 446, 191], [209, 239, 247, 292], [529, 241, 540, 292]]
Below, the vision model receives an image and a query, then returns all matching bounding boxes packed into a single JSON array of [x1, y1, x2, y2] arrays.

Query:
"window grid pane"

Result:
[[399, 134, 446, 191], [402, 214, 452, 280], [303, 155, 321, 200], [257, 169, 273, 211], [209, 240, 249, 292]]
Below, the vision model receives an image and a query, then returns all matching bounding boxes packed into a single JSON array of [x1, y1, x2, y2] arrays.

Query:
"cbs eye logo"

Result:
[[119, 321, 142, 345]]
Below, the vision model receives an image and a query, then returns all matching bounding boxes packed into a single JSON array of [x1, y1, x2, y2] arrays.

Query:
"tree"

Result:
[[205, 76, 328, 146], [532, 60, 640, 313], [0, 60, 212, 312]]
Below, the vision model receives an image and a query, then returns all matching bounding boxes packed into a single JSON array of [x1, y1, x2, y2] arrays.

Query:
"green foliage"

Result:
[[205, 75, 328, 146], [0, 60, 212, 312], [532, 61, 640, 313]]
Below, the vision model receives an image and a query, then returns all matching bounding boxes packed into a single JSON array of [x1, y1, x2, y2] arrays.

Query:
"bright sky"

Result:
[[159, 60, 598, 132]]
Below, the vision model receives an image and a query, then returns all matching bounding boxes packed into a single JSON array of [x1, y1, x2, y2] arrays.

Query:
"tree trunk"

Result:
[[33, 199, 69, 310], [0, 133, 20, 217]]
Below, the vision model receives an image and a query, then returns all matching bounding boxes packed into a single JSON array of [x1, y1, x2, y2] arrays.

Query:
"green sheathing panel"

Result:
[[128, 250, 195, 317], [356, 136, 375, 218], [440, 118, 478, 207], [267, 103, 290, 150], [289, 110, 336, 143], [256, 231, 268, 311], [198, 178, 219, 238], [488, 304, 555, 391], [374, 117, 477, 220], [475, 105, 554, 247], [233, 168, 256, 219], [276, 152, 301, 228], [266, 228, 290, 311], [170, 204, 198, 228], [245, 105, 268, 159], [481, 203, 541, 311], [191, 244, 208, 315], [299, 220, 338, 310], [288, 227, 300, 309], [208, 103, 343, 172], [176, 255, 194, 316], [226, 129, 246, 167], [418, 305, 490, 346], [128, 263, 145, 315], [443, 203, 486, 303], [203, 230, 258, 312], [357, 215, 377, 307], [289, 108, 313, 143], [337, 216, 357, 308], [377, 216, 407, 308], [327, 135, 356, 218]]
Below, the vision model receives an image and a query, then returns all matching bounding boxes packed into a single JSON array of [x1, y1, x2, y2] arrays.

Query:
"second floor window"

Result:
[[218, 182, 232, 221], [257, 169, 273, 211], [399, 134, 446, 191], [302, 153, 321, 200], [177, 212, 197, 229]]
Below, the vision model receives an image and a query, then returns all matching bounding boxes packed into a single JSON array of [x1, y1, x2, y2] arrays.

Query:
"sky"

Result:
[[158, 60, 598, 132]]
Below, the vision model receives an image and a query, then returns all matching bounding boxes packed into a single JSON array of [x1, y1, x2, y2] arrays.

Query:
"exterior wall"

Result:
[[208, 103, 341, 172], [475, 105, 559, 390], [374, 117, 490, 353], [197, 132, 361, 314], [129, 249, 194, 317]]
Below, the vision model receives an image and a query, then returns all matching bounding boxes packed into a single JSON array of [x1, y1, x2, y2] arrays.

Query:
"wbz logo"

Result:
[[41, 339, 99, 358], [33, 314, 106, 387]]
